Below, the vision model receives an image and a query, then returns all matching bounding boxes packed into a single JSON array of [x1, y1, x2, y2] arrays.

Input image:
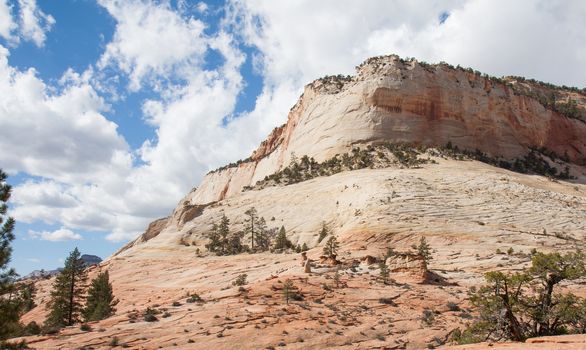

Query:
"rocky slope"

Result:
[[188, 55, 586, 205], [14, 56, 586, 350]]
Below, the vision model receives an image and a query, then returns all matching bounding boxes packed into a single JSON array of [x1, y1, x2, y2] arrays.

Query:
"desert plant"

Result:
[[317, 222, 330, 243], [323, 236, 339, 258], [21, 321, 41, 336], [463, 251, 586, 342], [143, 307, 159, 322], [447, 301, 460, 312], [283, 279, 296, 305], [186, 293, 202, 303], [418, 236, 432, 264], [379, 259, 390, 285], [232, 274, 248, 287], [109, 336, 119, 347], [333, 269, 341, 288], [421, 309, 435, 326]]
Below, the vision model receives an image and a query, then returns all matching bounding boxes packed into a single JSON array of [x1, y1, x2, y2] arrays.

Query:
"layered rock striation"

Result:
[[188, 55, 586, 206]]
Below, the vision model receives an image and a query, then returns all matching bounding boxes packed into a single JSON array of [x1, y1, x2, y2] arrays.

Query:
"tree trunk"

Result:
[[538, 274, 561, 336], [68, 269, 75, 326]]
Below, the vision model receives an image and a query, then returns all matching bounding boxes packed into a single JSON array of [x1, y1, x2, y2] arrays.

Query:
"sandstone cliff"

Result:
[[188, 55, 586, 205]]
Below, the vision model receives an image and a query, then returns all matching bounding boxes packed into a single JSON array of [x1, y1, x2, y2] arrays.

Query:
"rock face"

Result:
[[115, 216, 170, 255], [386, 253, 428, 278], [187, 55, 586, 205]]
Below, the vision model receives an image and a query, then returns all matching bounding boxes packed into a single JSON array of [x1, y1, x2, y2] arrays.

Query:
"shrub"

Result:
[[317, 222, 331, 243], [143, 308, 160, 322], [172, 301, 181, 307], [283, 280, 297, 305], [379, 298, 397, 305], [447, 302, 460, 311], [80, 323, 92, 332], [417, 236, 432, 263], [109, 337, 119, 347], [322, 236, 339, 257], [421, 309, 435, 326], [186, 293, 203, 303], [232, 274, 248, 287]]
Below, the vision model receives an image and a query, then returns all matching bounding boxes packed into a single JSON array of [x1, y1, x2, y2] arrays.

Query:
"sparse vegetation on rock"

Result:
[[417, 237, 432, 265], [322, 236, 339, 258], [232, 274, 248, 287], [282, 279, 296, 305], [379, 259, 390, 285], [459, 251, 586, 344], [206, 214, 245, 255]]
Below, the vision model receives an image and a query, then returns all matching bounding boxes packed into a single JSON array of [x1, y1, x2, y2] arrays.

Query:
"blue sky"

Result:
[[1, 0, 584, 275]]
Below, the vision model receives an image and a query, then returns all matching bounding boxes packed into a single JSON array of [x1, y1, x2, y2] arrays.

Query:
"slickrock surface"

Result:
[[189, 55, 586, 205], [17, 158, 586, 349]]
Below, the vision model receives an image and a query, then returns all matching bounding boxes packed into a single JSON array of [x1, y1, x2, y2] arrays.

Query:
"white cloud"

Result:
[[196, 2, 208, 13], [26, 258, 40, 263], [17, 0, 55, 47], [28, 227, 83, 241], [0, 46, 129, 183], [0, 0, 16, 41], [97, 0, 208, 91]]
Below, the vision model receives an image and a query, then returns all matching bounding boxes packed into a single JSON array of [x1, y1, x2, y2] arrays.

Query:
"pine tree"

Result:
[[317, 222, 330, 243], [274, 226, 292, 251], [283, 279, 295, 305], [244, 207, 258, 251], [323, 236, 339, 258], [218, 214, 230, 255], [255, 217, 270, 252], [45, 248, 87, 328], [0, 169, 20, 341], [417, 236, 432, 264], [379, 259, 390, 285], [226, 230, 245, 255], [83, 271, 115, 322], [205, 222, 222, 254], [333, 268, 341, 288]]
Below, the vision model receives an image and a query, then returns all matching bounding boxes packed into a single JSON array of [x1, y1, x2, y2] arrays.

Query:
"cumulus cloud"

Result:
[[0, 0, 54, 46], [0, 0, 16, 41], [97, 0, 208, 91], [17, 0, 55, 47], [28, 227, 83, 241], [0, 46, 129, 183]]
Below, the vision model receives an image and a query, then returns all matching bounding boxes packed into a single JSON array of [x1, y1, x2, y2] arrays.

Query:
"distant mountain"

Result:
[[22, 254, 102, 280], [80, 254, 102, 266]]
